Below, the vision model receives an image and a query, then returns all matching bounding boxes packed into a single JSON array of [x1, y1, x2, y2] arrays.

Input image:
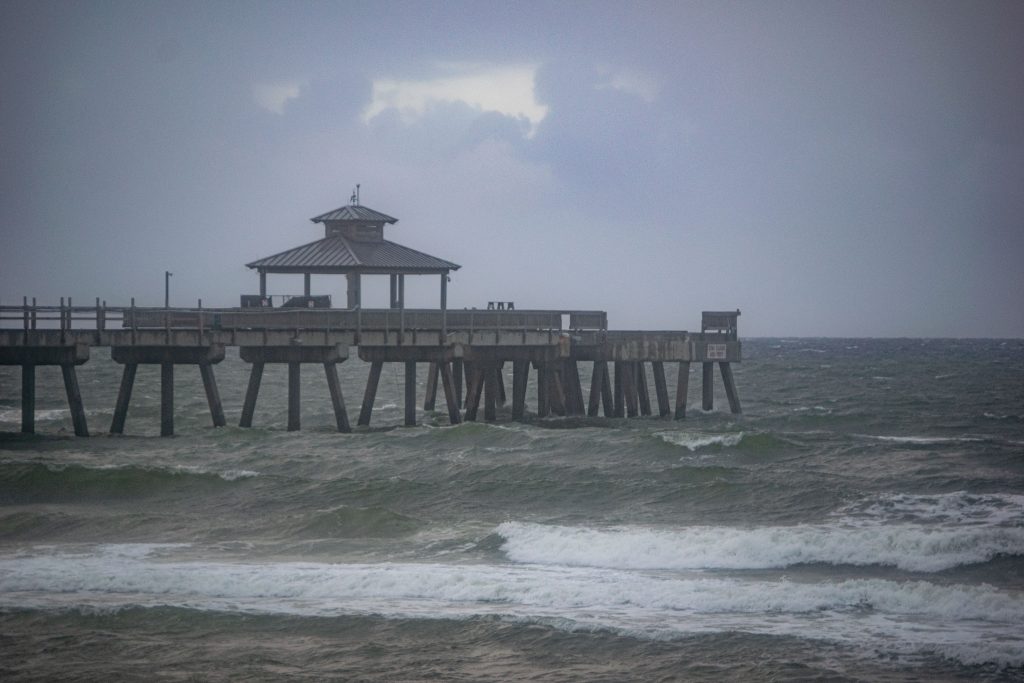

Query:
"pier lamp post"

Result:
[[165, 271, 172, 308]]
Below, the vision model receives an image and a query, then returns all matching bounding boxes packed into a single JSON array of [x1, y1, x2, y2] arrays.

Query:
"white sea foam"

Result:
[[1, 547, 1021, 666], [495, 520, 1024, 572], [860, 434, 987, 445], [837, 491, 1024, 527], [655, 431, 743, 451]]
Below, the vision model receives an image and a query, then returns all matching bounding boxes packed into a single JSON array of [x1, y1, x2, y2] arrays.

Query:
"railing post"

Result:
[[68, 297, 73, 330], [23, 296, 29, 331], [31, 297, 37, 329]]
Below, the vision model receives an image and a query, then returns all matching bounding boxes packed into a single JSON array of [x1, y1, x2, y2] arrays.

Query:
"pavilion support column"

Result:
[[287, 361, 301, 431], [637, 363, 652, 416], [358, 361, 383, 426], [702, 362, 714, 411], [21, 363, 35, 434], [303, 273, 311, 297], [404, 361, 416, 427], [720, 362, 742, 415], [239, 361, 264, 428], [423, 362, 439, 411], [652, 361, 671, 417], [259, 271, 267, 297], [324, 362, 351, 433], [439, 362, 461, 425], [160, 362, 174, 437], [440, 273, 448, 339], [347, 272, 362, 309], [675, 362, 691, 419], [398, 275, 405, 309], [512, 360, 529, 421], [199, 362, 226, 428], [390, 274, 399, 309]]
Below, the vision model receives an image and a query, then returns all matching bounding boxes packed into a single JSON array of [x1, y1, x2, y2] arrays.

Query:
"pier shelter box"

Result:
[[701, 310, 740, 340]]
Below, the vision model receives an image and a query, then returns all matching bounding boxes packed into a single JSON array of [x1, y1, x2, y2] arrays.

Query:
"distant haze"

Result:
[[2, 1, 1021, 337]]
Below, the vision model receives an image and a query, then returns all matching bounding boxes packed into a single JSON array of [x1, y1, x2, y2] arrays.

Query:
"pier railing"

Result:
[[0, 300, 608, 342]]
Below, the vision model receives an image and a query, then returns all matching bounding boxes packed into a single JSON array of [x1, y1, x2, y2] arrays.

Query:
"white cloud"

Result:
[[252, 81, 303, 115], [363, 64, 548, 137], [596, 66, 660, 103]]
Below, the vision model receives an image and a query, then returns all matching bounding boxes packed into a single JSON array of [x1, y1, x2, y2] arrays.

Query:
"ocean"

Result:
[[1, 338, 1022, 681]]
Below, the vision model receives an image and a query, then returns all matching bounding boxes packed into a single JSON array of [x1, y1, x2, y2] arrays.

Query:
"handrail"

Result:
[[0, 302, 611, 336]]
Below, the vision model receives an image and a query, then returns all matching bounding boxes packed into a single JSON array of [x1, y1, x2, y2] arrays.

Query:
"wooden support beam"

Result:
[[287, 361, 301, 431], [636, 362, 652, 416], [324, 362, 351, 433], [484, 362, 498, 422], [199, 362, 226, 427], [719, 362, 742, 415], [239, 361, 263, 428], [675, 361, 690, 419], [613, 362, 625, 417], [21, 363, 34, 434], [160, 362, 174, 437], [702, 362, 714, 411], [536, 363, 550, 418], [587, 361, 604, 417], [439, 362, 461, 425], [404, 361, 417, 426], [358, 361, 383, 426], [512, 360, 529, 420], [423, 361, 439, 411], [464, 363, 484, 421], [652, 361, 670, 417], [622, 362, 639, 418]]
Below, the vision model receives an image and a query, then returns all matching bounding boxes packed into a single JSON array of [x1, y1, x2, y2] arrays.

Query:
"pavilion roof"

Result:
[[310, 204, 398, 224], [246, 235, 460, 273]]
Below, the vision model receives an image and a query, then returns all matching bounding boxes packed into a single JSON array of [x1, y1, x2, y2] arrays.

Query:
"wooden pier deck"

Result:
[[1, 301, 741, 436]]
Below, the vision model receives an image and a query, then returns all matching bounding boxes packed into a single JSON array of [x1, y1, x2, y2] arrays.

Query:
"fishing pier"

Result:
[[1, 196, 742, 436]]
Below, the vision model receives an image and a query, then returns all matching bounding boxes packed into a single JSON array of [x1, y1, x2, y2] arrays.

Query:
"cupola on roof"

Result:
[[310, 204, 398, 224]]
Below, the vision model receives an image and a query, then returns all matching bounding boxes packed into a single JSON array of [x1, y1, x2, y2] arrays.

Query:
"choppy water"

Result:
[[1, 338, 1022, 681]]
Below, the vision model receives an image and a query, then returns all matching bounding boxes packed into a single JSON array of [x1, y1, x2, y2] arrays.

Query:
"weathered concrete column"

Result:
[[636, 362, 652, 416], [199, 362, 226, 427], [536, 363, 550, 418], [484, 362, 498, 422], [423, 362, 439, 411], [512, 360, 529, 421], [346, 272, 361, 309], [359, 361, 383, 426], [720, 362, 742, 414], [404, 361, 417, 426], [287, 361, 301, 431], [239, 362, 264, 428], [452, 358, 463, 408], [702, 362, 714, 411], [652, 361, 671, 417], [439, 362, 461, 425], [21, 364, 34, 434], [61, 364, 88, 437], [111, 363, 138, 434], [613, 362, 625, 417], [324, 362, 351, 432], [622, 362, 639, 418], [160, 362, 174, 437], [675, 361, 691, 419]]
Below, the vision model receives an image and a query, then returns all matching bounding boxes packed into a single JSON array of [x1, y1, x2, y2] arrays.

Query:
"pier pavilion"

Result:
[[245, 200, 459, 310]]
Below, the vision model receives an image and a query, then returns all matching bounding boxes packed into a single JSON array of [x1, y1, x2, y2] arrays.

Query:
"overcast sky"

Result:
[[2, 0, 1021, 337]]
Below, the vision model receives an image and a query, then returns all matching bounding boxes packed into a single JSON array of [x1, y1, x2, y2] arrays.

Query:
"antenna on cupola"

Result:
[[350, 184, 361, 206]]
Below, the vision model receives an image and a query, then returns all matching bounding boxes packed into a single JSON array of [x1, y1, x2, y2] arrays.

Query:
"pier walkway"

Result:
[[1, 301, 741, 436]]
